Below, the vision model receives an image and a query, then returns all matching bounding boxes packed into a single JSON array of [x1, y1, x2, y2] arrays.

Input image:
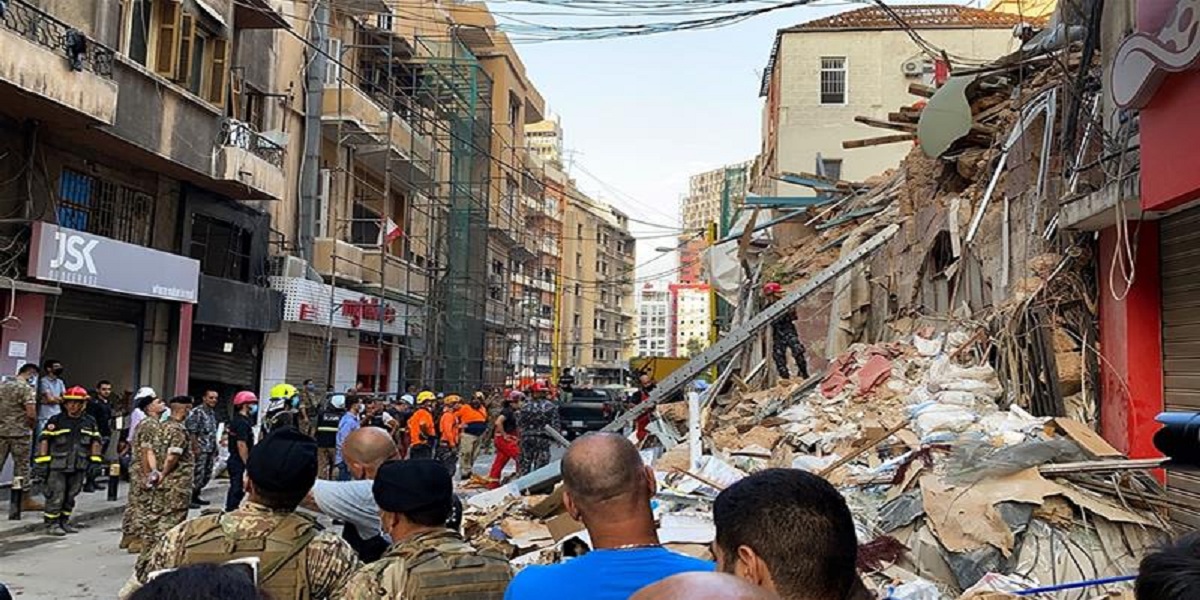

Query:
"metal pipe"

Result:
[[1012, 575, 1135, 596]]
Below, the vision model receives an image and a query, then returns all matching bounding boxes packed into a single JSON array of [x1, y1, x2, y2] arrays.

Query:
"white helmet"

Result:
[[401, 394, 415, 405], [134, 386, 157, 401]]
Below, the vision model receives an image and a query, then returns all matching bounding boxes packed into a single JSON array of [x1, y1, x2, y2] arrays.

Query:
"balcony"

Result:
[[213, 118, 287, 200], [0, 0, 118, 124], [360, 251, 429, 297], [313, 238, 365, 283], [321, 84, 434, 188]]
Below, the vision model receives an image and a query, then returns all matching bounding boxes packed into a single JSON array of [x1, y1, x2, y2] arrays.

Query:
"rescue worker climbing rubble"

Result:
[[516, 381, 561, 475], [763, 282, 809, 380]]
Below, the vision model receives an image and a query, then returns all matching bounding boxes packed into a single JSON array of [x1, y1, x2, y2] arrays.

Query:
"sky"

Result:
[[489, 0, 981, 280]]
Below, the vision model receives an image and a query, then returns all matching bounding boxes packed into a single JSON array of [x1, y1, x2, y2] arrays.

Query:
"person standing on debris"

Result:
[[185, 390, 219, 508], [336, 395, 364, 480], [516, 381, 560, 475], [140, 396, 195, 550], [456, 392, 488, 481], [436, 394, 461, 475], [486, 391, 522, 489], [316, 393, 346, 480], [34, 385, 101, 536], [406, 392, 437, 461], [121, 392, 164, 552], [629, 374, 656, 443], [125, 429, 362, 600], [84, 379, 116, 493], [225, 391, 259, 511], [336, 460, 512, 599], [505, 433, 713, 600], [712, 469, 870, 600], [762, 282, 809, 381], [0, 363, 42, 514]]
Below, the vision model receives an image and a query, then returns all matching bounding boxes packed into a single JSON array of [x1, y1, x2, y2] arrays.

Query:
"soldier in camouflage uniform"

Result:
[[184, 390, 218, 507], [120, 393, 165, 552], [124, 428, 360, 600], [140, 395, 194, 549], [763, 282, 809, 380], [337, 460, 511, 600], [298, 378, 321, 437], [0, 363, 41, 513], [34, 386, 102, 535], [516, 381, 561, 475]]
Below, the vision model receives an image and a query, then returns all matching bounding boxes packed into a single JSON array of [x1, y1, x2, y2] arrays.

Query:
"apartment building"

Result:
[[510, 155, 564, 384], [759, 5, 1023, 194], [527, 116, 564, 167], [559, 192, 637, 386], [678, 161, 750, 284], [671, 283, 711, 357], [637, 282, 672, 357]]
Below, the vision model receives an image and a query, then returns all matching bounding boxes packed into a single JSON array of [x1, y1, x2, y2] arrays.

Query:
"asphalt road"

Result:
[[0, 511, 133, 599]]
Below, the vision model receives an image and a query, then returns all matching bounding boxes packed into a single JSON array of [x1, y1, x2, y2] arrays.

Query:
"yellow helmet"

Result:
[[269, 383, 298, 401], [416, 391, 436, 404], [444, 394, 462, 404]]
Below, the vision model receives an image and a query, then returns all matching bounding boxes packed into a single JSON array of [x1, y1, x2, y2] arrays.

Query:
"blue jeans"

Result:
[[225, 459, 245, 511]]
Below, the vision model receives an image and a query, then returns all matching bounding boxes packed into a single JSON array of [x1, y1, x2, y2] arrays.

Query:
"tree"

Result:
[[685, 337, 705, 358]]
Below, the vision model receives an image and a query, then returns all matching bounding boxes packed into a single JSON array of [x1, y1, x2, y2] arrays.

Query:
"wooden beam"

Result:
[[844, 134, 916, 149], [888, 111, 919, 123], [854, 116, 917, 133], [908, 82, 936, 98]]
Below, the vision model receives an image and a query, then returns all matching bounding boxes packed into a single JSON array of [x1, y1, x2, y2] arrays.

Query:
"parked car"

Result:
[[558, 387, 620, 439]]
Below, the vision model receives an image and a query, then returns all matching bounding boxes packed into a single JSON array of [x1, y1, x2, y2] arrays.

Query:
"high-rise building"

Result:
[[637, 282, 672, 357], [679, 162, 751, 284], [527, 116, 564, 167], [671, 283, 711, 357]]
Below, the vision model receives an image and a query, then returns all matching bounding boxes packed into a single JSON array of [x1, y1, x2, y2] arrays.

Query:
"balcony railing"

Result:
[[220, 118, 284, 168], [2, 0, 115, 77]]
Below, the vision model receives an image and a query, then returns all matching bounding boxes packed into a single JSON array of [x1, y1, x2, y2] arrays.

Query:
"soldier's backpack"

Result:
[[377, 532, 512, 599], [177, 511, 321, 600]]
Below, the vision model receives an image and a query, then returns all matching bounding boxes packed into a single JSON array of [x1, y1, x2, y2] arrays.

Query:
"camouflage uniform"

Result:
[[299, 388, 320, 437], [0, 379, 36, 487], [132, 501, 361, 600], [770, 310, 809, 380], [141, 418, 193, 547], [516, 398, 560, 475], [336, 529, 512, 600], [120, 418, 162, 550], [184, 404, 218, 496]]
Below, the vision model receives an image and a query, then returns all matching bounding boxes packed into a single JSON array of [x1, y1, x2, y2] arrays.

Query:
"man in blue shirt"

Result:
[[505, 433, 712, 600], [335, 395, 363, 481]]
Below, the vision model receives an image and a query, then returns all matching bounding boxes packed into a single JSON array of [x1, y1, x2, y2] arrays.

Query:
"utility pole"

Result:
[[299, 0, 327, 264]]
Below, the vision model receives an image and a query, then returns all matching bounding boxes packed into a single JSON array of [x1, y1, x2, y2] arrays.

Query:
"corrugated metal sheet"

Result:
[[1160, 206, 1200, 525], [784, 4, 1033, 32], [987, 0, 1058, 20]]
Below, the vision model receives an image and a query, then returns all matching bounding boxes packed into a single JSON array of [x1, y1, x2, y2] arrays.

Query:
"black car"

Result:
[[558, 388, 620, 439]]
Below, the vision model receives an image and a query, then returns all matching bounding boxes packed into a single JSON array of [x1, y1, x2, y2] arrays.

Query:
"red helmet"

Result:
[[63, 386, 90, 401], [763, 282, 783, 295], [233, 390, 258, 406], [528, 380, 549, 394]]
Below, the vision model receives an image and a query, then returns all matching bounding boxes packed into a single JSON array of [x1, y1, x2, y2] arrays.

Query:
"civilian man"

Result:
[[36, 358, 65, 433], [336, 395, 363, 481], [84, 380, 117, 492]]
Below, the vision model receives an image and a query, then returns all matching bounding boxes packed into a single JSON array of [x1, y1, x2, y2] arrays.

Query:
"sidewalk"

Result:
[[0, 479, 230, 540]]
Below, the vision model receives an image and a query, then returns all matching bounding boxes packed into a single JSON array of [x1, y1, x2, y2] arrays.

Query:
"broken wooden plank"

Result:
[[888, 111, 919, 123], [1039, 458, 1166, 475], [855, 115, 917, 133], [908, 82, 936, 98], [843, 134, 916, 149], [818, 421, 911, 478]]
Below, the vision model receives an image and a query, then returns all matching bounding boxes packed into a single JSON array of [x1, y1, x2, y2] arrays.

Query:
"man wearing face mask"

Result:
[[0, 363, 42, 513], [225, 391, 259, 511], [336, 395, 364, 481], [36, 359, 65, 435]]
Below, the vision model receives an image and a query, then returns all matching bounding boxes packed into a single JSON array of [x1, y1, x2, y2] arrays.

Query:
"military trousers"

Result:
[[772, 326, 809, 380], [518, 436, 552, 475], [0, 435, 31, 484], [44, 470, 84, 523], [192, 451, 216, 496]]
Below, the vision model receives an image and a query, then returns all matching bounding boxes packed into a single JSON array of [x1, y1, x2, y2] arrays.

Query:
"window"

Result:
[[574, 284, 581, 296], [820, 57, 847, 104], [123, 0, 153, 66], [508, 91, 521, 129], [57, 168, 155, 246], [350, 202, 381, 246], [820, 158, 843, 181], [575, 253, 582, 268], [189, 214, 252, 282], [492, 260, 504, 277], [576, 224, 583, 238]]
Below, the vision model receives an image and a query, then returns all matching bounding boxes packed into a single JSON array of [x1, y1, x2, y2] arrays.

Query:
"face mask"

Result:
[[306, 383, 316, 391], [249, 404, 259, 416], [291, 397, 301, 408], [52, 367, 64, 376], [159, 411, 171, 423]]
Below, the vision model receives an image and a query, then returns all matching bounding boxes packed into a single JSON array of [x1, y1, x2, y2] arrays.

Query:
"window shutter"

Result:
[[324, 38, 341, 85], [207, 37, 230, 107], [153, 0, 182, 78], [175, 13, 194, 85]]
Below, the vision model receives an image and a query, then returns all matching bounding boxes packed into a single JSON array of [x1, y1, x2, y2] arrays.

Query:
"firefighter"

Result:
[[763, 282, 809, 380], [33, 386, 102, 536], [315, 394, 346, 480]]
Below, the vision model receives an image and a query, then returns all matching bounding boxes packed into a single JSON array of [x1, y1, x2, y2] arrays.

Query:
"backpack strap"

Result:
[[259, 527, 319, 584]]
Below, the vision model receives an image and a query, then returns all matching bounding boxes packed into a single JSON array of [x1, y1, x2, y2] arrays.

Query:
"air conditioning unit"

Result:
[[272, 255, 309, 278], [901, 60, 926, 77]]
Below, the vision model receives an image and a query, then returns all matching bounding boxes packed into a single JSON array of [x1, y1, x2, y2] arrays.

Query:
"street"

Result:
[[0, 511, 132, 599]]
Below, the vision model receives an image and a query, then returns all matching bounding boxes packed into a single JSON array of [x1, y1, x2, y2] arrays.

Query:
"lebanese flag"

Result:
[[379, 218, 402, 245]]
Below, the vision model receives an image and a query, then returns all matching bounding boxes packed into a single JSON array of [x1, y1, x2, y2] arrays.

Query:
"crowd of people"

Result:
[[3, 364, 1199, 599]]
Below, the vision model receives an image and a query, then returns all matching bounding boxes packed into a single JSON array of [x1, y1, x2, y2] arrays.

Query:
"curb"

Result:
[[0, 481, 231, 541]]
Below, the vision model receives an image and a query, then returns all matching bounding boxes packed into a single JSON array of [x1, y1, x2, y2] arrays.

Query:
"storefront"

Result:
[[264, 276, 410, 395], [21, 221, 199, 397]]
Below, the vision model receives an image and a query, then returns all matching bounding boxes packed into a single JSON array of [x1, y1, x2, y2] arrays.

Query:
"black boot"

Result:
[[60, 517, 79, 534], [189, 493, 202, 510]]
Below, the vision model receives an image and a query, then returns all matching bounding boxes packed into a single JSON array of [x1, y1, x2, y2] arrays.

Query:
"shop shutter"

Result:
[[287, 334, 328, 389], [1159, 206, 1200, 528], [190, 327, 260, 388], [51, 289, 144, 324]]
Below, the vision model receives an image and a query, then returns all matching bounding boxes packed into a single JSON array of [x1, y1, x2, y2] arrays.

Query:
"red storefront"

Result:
[[1099, 0, 1200, 523]]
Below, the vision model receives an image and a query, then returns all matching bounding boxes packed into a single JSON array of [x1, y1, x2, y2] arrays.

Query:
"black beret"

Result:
[[136, 395, 156, 411], [373, 460, 452, 515], [247, 428, 318, 493], [168, 395, 193, 406]]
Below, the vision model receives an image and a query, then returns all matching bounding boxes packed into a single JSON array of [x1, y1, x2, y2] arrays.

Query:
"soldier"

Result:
[[516, 381, 561, 475], [436, 395, 461, 476], [299, 378, 320, 437], [120, 392, 164, 552], [316, 393, 346, 480], [140, 395, 194, 548], [406, 392, 437, 461], [185, 389, 218, 508], [336, 460, 511, 599], [125, 428, 362, 600], [33, 386, 101, 536], [0, 363, 42, 513], [762, 282, 809, 380]]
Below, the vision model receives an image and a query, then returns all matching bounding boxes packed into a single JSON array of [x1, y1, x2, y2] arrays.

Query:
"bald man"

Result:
[[504, 433, 713, 600], [632, 572, 780, 600]]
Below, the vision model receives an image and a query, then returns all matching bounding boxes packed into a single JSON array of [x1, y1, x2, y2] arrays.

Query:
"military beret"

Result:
[[373, 460, 452, 515], [168, 395, 193, 406], [247, 428, 318, 493]]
